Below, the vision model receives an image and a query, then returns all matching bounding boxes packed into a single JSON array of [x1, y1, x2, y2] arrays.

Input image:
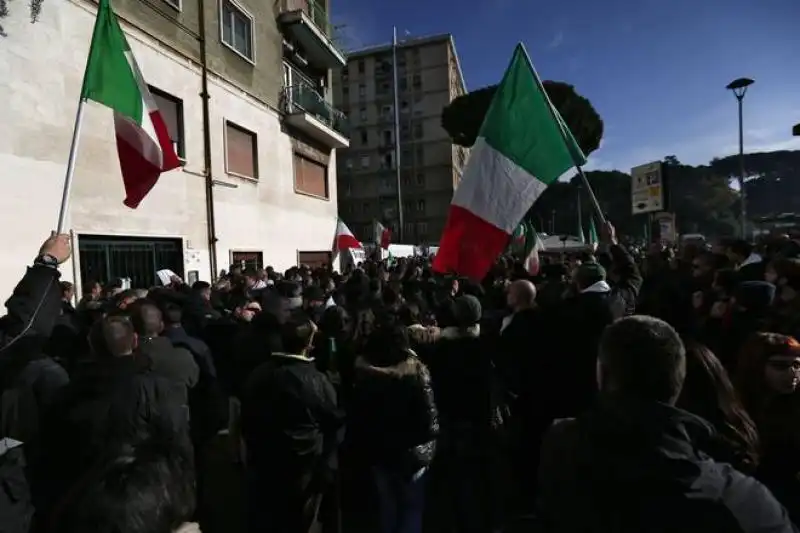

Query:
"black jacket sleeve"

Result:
[[2, 265, 62, 343], [609, 244, 643, 316]]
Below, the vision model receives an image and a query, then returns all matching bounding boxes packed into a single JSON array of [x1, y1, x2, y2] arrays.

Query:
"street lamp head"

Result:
[[726, 77, 754, 99], [793, 123, 800, 137]]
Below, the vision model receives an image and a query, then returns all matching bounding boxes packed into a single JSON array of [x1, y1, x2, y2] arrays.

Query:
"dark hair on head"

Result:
[[59, 281, 74, 294], [191, 281, 211, 291], [736, 332, 800, 410], [279, 313, 317, 355], [128, 300, 164, 337], [88, 315, 136, 359], [677, 342, 760, 473], [365, 312, 411, 366], [598, 315, 686, 404], [51, 432, 195, 533], [161, 302, 182, 327], [398, 303, 421, 326], [727, 239, 753, 259]]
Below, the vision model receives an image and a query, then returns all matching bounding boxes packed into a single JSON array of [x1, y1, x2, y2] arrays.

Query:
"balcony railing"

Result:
[[278, 0, 333, 37], [283, 84, 349, 137]]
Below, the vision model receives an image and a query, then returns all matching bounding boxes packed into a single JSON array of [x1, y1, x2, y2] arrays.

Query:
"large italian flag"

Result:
[[432, 44, 586, 280], [80, 0, 180, 208]]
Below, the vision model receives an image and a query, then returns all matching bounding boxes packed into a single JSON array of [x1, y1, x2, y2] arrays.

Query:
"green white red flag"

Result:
[[80, 0, 180, 208], [432, 43, 585, 279]]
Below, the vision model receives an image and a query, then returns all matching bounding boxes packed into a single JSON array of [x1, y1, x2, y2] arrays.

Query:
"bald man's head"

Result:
[[507, 280, 537, 311]]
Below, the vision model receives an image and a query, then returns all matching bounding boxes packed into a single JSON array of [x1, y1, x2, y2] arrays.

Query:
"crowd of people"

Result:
[[2, 222, 800, 533]]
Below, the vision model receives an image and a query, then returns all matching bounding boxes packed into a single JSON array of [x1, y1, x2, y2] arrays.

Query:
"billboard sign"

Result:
[[631, 161, 664, 215]]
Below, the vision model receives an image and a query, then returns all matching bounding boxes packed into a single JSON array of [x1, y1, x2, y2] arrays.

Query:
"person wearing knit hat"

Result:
[[453, 295, 482, 328]]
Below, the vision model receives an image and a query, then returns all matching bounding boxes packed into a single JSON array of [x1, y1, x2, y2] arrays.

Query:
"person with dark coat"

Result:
[[240, 315, 343, 533], [549, 223, 642, 418], [424, 295, 506, 533], [348, 317, 438, 533], [162, 303, 228, 448], [536, 315, 797, 533], [129, 301, 199, 407], [35, 314, 191, 528], [0, 233, 72, 533]]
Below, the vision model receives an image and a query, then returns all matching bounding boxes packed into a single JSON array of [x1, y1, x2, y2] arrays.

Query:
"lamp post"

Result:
[[726, 77, 754, 239]]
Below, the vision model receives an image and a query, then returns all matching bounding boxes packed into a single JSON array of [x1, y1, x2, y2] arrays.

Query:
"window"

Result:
[[417, 199, 426, 212], [417, 222, 428, 239], [293, 153, 328, 199], [360, 155, 370, 169], [361, 202, 369, 213], [381, 104, 393, 117], [345, 158, 353, 169], [358, 84, 366, 97], [220, 0, 254, 62], [359, 129, 368, 144], [358, 60, 365, 74], [231, 251, 263, 271], [377, 82, 390, 95], [400, 100, 409, 113], [224, 121, 258, 179], [413, 122, 423, 139], [415, 172, 425, 185], [416, 145, 424, 163], [359, 107, 367, 121], [298, 251, 332, 269], [149, 86, 185, 160], [404, 222, 414, 236], [399, 78, 408, 91], [163, 0, 181, 11], [342, 86, 350, 98], [402, 149, 411, 166], [382, 130, 392, 145], [412, 74, 422, 89]]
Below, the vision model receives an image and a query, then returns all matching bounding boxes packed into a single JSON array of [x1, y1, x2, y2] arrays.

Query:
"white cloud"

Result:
[[547, 31, 564, 50]]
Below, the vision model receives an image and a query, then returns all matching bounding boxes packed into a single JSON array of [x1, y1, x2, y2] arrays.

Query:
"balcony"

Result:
[[283, 84, 350, 148], [277, 0, 346, 69]]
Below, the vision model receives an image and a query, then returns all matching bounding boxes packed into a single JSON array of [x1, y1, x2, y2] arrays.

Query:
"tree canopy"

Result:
[[441, 81, 604, 156]]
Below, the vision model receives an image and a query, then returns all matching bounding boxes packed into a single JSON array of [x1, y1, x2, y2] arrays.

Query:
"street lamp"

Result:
[[726, 77, 754, 239], [793, 123, 800, 136]]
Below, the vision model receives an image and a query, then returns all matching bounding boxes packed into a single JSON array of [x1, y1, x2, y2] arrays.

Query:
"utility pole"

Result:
[[391, 26, 404, 242]]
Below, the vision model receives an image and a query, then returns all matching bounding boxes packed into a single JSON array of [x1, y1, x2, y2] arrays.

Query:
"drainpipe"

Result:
[[198, 0, 218, 281]]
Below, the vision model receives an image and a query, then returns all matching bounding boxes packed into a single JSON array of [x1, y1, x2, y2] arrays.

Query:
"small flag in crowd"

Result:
[[80, 0, 180, 208], [432, 43, 585, 280], [521, 221, 544, 276], [333, 218, 362, 252], [373, 220, 391, 250], [588, 216, 599, 246]]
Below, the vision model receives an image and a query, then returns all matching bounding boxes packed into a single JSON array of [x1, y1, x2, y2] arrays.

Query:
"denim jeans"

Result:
[[372, 465, 427, 533]]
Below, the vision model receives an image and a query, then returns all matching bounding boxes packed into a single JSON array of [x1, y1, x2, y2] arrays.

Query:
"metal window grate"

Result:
[[79, 236, 184, 290]]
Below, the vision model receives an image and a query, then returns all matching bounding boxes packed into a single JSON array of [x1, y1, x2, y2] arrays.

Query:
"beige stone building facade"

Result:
[[332, 34, 468, 244]]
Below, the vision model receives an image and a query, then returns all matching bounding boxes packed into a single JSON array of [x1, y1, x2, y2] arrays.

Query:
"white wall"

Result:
[[0, 0, 338, 301]]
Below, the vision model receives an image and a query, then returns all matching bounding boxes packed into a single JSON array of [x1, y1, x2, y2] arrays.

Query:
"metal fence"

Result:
[[79, 236, 184, 290]]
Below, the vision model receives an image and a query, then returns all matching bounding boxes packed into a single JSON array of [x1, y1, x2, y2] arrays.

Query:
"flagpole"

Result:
[[56, 98, 88, 234], [391, 26, 404, 242], [576, 167, 606, 225], [517, 45, 607, 226]]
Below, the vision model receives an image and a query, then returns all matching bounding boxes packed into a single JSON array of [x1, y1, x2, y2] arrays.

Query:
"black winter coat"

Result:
[[537, 396, 798, 533], [348, 354, 438, 476]]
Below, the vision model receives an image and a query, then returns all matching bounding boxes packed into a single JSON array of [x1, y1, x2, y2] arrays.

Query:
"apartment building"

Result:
[[0, 0, 347, 297], [332, 34, 468, 245]]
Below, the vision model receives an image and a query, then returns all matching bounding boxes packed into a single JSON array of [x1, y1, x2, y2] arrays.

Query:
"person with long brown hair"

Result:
[[677, 342, 759, 474], [736, 332, 800, 523]]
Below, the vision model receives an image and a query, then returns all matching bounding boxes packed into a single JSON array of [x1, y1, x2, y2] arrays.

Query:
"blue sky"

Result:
[[332, 0, 800, 172]]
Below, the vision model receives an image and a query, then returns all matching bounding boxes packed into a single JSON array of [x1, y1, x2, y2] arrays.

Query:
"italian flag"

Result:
[[373, 220, 391, 250], [333, 218, 362, 251], [521, 221, 544, 276], [80, 0, 180, 208], [432, 44, 585, 280]]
